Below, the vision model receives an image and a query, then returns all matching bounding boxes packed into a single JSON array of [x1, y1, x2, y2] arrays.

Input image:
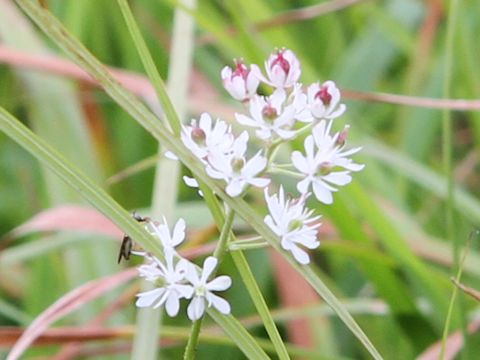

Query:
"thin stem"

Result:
[[441, 231, 476, 359], [229, 240, 269, 251], [213, 207, 236, 260], [116, 0, 181, 134], [183, 207, 235, 360], [183, 318, 204, 360], [440, 0, 461, 358], [201, 200, 291, 359], [232, 235, 264, 243], [268, 167, 302, 178]]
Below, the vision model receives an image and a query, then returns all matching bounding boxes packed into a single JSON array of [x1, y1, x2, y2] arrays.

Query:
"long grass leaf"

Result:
[[13, 2, 382, 357]]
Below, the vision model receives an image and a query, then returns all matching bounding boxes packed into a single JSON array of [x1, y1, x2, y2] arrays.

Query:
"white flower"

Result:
[[291, 121, 364, 204], [221, 59, 259, 102], [184, 257, 232, 321], [181, 113, 235, 161], [291, 83, 313, 123], [307, 81, 346, 120], [264, 187, 321, 264], [206, 132, 270, 197], [252, 48, 301, 89], [235, 89, 297, 141], [135, 250, 194, 317], [148, 218, 186, 252]]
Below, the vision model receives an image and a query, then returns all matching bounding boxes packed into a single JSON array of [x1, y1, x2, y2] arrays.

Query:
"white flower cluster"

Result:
[[134, 219, 231, 321], [181, 48, 364, 264], [134, 49, 364, 319]]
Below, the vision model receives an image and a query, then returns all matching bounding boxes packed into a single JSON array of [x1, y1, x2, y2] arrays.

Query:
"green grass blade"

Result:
[[116, 0, 181, 135], [231, 251, 290, 360], [0, 103, 270, 360], [0, 106, 164, 260], [14, 2, 382, 357], [116, 1, 196, 357]]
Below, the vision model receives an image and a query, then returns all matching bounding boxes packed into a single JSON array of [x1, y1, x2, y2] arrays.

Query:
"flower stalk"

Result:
[[183, 207, 235, 359]]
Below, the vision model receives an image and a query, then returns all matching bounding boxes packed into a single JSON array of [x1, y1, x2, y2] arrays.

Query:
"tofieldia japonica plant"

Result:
[[130, 48, 364, 321]]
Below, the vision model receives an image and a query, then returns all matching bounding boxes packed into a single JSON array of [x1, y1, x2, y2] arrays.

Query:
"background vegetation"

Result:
[[1, 0, 479, 359]]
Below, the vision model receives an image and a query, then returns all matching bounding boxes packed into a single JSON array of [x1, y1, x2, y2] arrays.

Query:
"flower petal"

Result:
[[165, 292, 180, 317], [135, 288, 165, 308], [207, 275, 232, 291], [206, 293, 231, 315], [312, 180, 334, 204], [201, 257, 218, 283], [187, 296, 206, 321], [289, 245, 310, 265]]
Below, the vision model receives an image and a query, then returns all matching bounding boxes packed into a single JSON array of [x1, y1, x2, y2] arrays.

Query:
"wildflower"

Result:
[[181, 113, 234, 161], [235, 89, 297, 141], [221, 59, 259, 102], [252, 48, 301, 89], [264, 187, 321, 264], [291, 83, 313, 123], [147, 218, 186, 252], [307, 81, 346, 120], [206, 132, 270, 197], [184, 257, 232, 321], [135, 250, 193, 317], [291, 121, 364, 204]]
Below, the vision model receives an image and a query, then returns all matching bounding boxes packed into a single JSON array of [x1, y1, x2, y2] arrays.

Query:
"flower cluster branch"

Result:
[[132, 48, 364, 321]]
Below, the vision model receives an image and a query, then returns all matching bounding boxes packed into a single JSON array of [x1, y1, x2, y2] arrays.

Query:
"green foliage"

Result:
[[1, 0, 479, 359]]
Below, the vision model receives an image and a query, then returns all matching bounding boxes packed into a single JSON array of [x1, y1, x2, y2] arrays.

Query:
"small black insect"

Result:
[[117, 212, 151, 264]]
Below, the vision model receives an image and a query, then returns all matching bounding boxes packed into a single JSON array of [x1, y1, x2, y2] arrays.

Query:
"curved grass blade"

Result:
[[13, 2, 383, 358], [0, 106, 270, 360]]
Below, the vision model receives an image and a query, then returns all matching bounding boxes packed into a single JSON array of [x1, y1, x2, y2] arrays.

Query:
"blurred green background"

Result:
[[1, 0, 480, 359]]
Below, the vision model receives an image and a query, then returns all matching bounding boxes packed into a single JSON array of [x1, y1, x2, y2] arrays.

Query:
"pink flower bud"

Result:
[[221, 59, 259, 102], [315, 85, 332, 105], [251, 48, 301, 89]]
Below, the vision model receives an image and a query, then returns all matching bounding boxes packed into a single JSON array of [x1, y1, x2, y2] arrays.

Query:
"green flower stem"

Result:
[[183, 207, 234, 360], [116, 0, 181, 135], [229, 240, 269, 251], [183, 318, 204, 360], [229, 241, 268, 251], [213, 207, 235, 260], [15, 2, 383, 358], [163, 324, 323, 359], [268, 167, 302, 178], [200, 201, 290, 359]]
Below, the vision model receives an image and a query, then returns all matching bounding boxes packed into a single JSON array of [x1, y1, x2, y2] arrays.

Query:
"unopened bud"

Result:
[[233, 59, 249, 80], [271, 50, 290, 75], [336, 125, 350, 147]]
